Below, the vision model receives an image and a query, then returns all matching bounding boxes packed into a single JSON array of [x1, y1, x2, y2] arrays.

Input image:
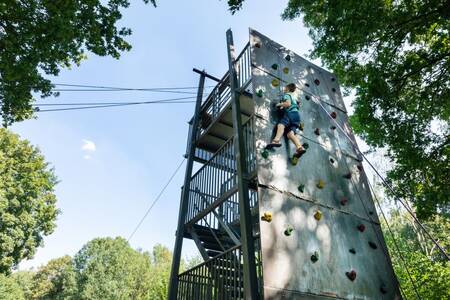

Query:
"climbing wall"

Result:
[[250, 29, 401, 299]]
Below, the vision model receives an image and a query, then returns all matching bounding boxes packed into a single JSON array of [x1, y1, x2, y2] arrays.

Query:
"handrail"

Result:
[[178, 244, 241, 277]]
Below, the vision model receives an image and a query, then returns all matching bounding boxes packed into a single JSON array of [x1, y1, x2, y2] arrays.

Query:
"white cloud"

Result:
[[83, 154, 92, 160], [81, 139, 96, 152]]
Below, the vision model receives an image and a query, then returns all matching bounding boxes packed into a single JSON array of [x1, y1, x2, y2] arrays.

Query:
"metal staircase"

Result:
[[168, 30, 262, 299]]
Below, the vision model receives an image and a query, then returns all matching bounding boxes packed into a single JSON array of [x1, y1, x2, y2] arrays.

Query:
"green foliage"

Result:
[[0, 273, 25, 300], [0, 128, 58, 274], [73, 237, 154, 300], [0, 0, 156, 125], [30, 256, 77, 300], [11, 271, 34, 299], [227, 0, 450, 219], [5, 240, 190, 299], [383, 213, 450, 299]]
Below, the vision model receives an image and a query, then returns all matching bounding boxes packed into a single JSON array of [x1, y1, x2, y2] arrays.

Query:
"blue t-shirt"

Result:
[[282, 93, 299, 112]]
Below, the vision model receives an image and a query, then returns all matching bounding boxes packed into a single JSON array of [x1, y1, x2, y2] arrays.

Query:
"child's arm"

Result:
[[276, 94, 291, 109]]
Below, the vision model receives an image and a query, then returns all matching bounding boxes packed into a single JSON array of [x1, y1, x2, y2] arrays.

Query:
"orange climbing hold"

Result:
[[316, 180, 325, 189], [357, 224, 366, 232], [261, 212, 273, 223], [314, 210, 323, 221], [298, 122, 304, 131]]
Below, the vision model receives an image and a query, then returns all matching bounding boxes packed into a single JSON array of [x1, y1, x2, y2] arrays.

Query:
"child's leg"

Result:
[[287, 130, 303, 150], [273, 124, 285, 142]]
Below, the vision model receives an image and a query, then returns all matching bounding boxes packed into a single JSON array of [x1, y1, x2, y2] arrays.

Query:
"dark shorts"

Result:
[[279, 110, 300, 134]]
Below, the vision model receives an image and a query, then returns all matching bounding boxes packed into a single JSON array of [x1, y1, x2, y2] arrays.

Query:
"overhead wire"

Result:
[[33, 96, 197, 112], [127, 158, 186, 242]]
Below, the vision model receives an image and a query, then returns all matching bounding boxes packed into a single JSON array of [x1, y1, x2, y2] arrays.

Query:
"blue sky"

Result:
[[11, 0, 323, 269]]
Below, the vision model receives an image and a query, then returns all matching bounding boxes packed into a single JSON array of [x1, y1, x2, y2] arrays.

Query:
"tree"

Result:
[[73, 237, 154, 300], [11, 271, 34, 299], [148, 244, 173, 299], [30, 256, 77, 300], [0, 273, 25, 300], [227, 0, 449, 219], [383, 212, 450, 299], [0, 0, 156, 125], [0, 128, 58, 274]]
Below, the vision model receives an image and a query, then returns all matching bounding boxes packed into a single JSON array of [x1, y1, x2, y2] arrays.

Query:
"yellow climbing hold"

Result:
[[314, 210, 322, 221], [271, 79, 280, 87], [261, 212, 273, 223], [316, 180, 325, 189], [283, 67, 289, 74]]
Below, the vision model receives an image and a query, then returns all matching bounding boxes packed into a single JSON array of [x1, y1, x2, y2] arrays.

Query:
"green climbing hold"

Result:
[[271, 79, 280, 87], [368, 241, 378, 249], [297, 184, 305, 193], [283, 67, 289, 74], [349, 248, 356, 254], [271, 63, 278, 70], [311, 251, 319, 263], [285, 55, 291, 61], [284, 226, 294, 236], [261, 149, 269, 159], [256, 89, 263, 97], [302, 143, 309, 149]]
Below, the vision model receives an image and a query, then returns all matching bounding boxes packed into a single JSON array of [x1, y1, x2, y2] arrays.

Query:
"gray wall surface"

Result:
[[250, 29, 401, 299]]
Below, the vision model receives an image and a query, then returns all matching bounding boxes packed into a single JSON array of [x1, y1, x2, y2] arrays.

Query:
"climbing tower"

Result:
[[168, 29, 401, 299]]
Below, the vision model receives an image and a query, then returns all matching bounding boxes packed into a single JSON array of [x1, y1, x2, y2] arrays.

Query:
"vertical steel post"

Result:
[[168, 72, 206, 300], [226, 29, 259, 299]]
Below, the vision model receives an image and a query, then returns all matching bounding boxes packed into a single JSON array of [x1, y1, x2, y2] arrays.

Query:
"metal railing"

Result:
[[185, 118, 256, 225], [177, 245, 244, 300], [193, 42, 252, 142]]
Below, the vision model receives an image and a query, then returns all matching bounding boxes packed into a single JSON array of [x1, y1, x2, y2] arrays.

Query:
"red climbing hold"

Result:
[[254, 42, 261, 48], [343, 172, 352, 179], [357, 165, 363, 172], [340, 197, 348, 206], [330, 111, 337, 119], [314, 128, 320, 136], [357, 224, 366, 232], [314, 79, 320, 85], [346, 270, 357, 281]]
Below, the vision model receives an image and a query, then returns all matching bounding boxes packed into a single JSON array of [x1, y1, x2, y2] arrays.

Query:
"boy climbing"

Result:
[[266, 83, 306, 165]]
